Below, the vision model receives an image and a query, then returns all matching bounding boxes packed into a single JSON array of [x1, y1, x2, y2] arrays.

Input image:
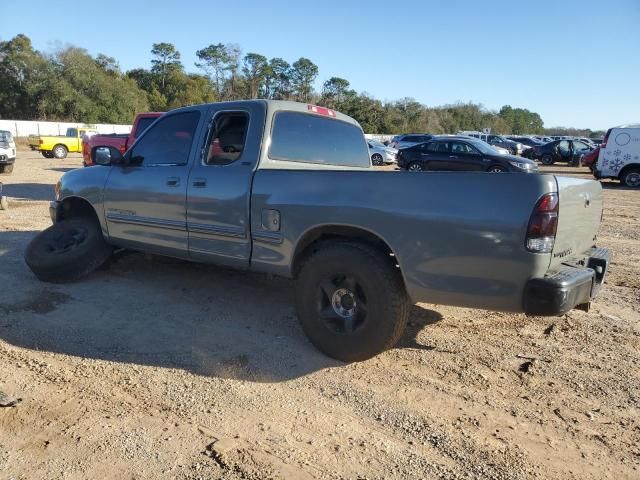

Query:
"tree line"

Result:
[[0, 34, 603, 137]]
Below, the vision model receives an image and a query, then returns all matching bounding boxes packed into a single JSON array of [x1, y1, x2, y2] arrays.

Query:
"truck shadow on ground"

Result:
[[0, 231, 443, 383], [0, 182, 55, 201]]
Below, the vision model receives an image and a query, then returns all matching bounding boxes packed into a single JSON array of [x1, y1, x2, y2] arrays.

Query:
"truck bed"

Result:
[[250, 170, 602, 313]]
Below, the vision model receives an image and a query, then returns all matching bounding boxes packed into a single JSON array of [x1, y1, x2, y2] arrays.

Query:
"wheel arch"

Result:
[[291, 224, 407, 290], [618, 163, 640, 179], [57, 196, 105, 232]]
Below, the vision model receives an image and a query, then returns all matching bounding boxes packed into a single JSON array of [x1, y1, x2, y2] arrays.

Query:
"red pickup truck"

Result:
[[82, 112, 163, 166]]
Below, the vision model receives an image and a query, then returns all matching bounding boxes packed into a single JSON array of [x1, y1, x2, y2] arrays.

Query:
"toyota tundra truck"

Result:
[[24, 100, 611, 361]]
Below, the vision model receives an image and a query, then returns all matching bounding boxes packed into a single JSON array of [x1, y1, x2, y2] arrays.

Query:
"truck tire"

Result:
[[541, 154, 554, 165], [24, 217, 112, 283], [0, 164, 13, 174], [52, 144, 68, 159], [42, 151, 54, 159], [295, 241, 409, 362], [621, 167, 640, 188]]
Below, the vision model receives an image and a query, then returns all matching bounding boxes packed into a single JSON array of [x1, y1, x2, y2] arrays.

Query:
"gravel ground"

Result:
[[0, 150, 638, 479]]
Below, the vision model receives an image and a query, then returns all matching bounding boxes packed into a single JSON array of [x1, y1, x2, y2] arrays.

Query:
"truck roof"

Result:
[[170, 100, 362, 128]]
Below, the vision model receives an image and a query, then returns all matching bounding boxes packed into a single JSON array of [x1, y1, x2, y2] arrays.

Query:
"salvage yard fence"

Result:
[[0, 119, 131, 137], [1, 119, 394, 143]]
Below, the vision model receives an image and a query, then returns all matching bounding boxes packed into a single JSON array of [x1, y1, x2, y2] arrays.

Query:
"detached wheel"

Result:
[[52, 144, 68, 159], [41, 151, 54, 159], [295, 242, 409, 362], [541, 154, 554, 165], [621, 168, 640, 188], [25, 217, 112, 283], [487, 165, 506, 172], [371, 154, 384, 166], [408, 162, 423, 172]]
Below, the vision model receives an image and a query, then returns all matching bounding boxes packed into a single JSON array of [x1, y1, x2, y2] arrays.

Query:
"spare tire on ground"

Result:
[[25, 217, 112, 283]]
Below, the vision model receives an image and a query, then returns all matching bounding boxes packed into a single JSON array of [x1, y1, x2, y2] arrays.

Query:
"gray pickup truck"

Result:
[[25, 100, 611, 361]]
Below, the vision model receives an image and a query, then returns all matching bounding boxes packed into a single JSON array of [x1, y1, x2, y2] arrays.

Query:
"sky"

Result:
[[3, 0, 639, 130]]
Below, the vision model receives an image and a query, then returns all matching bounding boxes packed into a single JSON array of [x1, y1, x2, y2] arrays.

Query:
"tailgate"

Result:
[[550, 176, 603, 269]]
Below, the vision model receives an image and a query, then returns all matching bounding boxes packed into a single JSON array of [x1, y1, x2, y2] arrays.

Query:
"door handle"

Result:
[[192, 178, 207, 188], [166, 177, 180, 187]]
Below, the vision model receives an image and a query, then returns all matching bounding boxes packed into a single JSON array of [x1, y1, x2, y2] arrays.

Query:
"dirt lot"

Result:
[[0, 150, 638, 480]]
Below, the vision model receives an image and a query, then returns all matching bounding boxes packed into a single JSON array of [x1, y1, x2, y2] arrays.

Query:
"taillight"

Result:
[[600, 129, 611, 149], [526, 193, 558, 253], [39, 139, 43, 145]]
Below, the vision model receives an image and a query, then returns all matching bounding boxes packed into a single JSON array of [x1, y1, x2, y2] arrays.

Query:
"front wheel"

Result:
[[295, 242, 409, 362], [25, 216, 113, 283], [52, 144, 68, 159], [371, 154, 383, 166], [621, 168, 640, 188], [408, 161, 423, 172]]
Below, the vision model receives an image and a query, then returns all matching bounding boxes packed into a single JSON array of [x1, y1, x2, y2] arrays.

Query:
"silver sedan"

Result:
[[368, 139, 398, 165]]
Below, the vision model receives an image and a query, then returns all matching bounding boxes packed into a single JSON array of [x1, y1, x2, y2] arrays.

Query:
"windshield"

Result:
[[0, 131, 12, 142]]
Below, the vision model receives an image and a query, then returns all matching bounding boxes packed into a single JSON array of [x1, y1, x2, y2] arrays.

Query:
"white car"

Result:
[[0, 130, 16, 174], [388, 134, 433, 150], [368, 139, 398, 165], [594, 124, 640, 187]]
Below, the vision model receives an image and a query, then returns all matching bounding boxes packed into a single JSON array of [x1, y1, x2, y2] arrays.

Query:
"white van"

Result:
[[594, 124, 640, 187]]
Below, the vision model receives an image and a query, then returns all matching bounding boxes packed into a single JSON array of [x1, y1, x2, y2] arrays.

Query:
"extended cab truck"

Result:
[[83, 112, 164, 166], [25, 100, 612, 362], [29, 127, 98, 159]]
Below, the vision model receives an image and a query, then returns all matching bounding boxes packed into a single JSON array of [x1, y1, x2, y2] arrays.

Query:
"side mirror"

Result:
[[91, 146, 124, 166]]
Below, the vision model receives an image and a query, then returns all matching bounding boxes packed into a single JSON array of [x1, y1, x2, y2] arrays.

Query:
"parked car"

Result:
[[83, 112, 163, 166], [28, 127, 98, 159], [525, 139, 594, 165], [507, 136, 544, 148], [396, 136, 538, 172], [581, 146, 600, 169], [25, 100, 610, 362], [459, 132, 523, 155], [367, 139, 397, 165], [388, 134, 433, 149], [591, 138, 604, 146], [532, 135, 554, 144], [593, 124, 640, 187], [0, 130, 16, 174]]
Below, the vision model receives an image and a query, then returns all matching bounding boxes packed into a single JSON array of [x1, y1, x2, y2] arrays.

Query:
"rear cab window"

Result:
[[134, 117, 158, 137], [268, 111, 369, 168]]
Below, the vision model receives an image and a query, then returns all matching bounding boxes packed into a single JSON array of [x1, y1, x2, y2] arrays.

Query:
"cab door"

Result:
[[103, 110, 202, 257], [185, 102, 266, 268]]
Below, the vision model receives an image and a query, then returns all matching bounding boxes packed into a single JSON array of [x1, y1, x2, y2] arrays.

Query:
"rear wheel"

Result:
[[487, 165, 506, 172], [295, 242, 409, 362], [52, 144, 68, 159], [541, 154, 554, 166], [0, 164, 14, 174], [371, 154, 383, 166], [621, 168, 640, 188], [408, 162, 423, 172], [25, 216, 112, 283]]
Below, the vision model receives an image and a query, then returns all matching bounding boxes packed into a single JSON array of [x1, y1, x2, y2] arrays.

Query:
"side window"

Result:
[[204, 112, 249, 166], [67, 128, 78, 138], [572, 141, 589, 151], [404, 136, 419, 142], [426, 142, 445, 152], [451, 142, 476, 154], [133, 116, 157, 137], [269, 111, 369, 167], [558, 140, 570, 153], [130, 111, 200, 166]]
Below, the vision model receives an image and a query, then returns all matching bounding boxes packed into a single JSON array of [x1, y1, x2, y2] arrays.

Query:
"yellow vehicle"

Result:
[[28, 127, 98, 159]]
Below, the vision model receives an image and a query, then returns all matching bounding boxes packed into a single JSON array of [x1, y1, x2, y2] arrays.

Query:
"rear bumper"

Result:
[[524, 247, 612, 316]]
